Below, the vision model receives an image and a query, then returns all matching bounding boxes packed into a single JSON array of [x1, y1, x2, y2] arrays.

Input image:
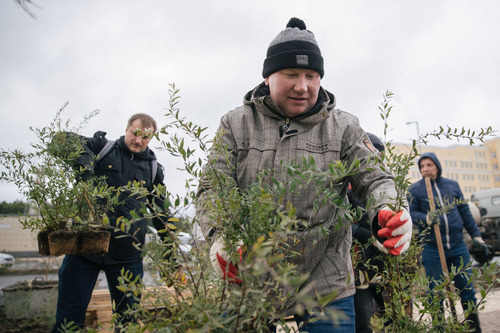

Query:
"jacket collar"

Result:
[[244, 81, 336, 126], [117, 136, 155, 161]]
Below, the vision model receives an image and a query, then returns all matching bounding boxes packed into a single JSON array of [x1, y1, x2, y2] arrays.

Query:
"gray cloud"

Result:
[[1, 0, 499, 202]]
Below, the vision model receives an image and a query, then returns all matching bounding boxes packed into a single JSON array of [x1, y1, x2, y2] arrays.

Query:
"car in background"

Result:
[[471, 188, 500, 219], [0, 253, 15, 269], [177, 231, 193, 254], [464, 191, 500, 264], [146, 227, 196, 259]]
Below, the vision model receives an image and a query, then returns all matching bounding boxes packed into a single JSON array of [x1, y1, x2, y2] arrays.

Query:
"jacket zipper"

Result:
[[433, 181, 451, 249]]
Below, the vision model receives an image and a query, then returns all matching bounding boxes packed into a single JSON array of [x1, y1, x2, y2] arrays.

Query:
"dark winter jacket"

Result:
[[75, 131, 168, 264], [408, 152, 481, 249], [349, 190, 385, 283]]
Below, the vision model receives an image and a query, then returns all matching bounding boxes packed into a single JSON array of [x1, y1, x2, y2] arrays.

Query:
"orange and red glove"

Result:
[[376, 207, 412, 255], [209, 237, 243, 284]]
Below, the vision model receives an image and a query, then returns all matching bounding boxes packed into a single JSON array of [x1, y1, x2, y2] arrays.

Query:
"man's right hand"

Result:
[[209, 237, 243, 284]]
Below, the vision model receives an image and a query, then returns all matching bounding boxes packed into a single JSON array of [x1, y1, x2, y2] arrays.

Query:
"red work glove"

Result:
[[377, 207, 412, 255], [209, 237, 243, 284], [372, 237, 388, 255]]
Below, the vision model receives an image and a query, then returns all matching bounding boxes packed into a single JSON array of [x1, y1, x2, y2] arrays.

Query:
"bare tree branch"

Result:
[[14, 0, 42, 19]]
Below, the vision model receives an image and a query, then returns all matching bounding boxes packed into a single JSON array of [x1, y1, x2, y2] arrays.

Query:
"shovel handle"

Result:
[[424, 177, 448, 275], [424, 177, 457, 319]]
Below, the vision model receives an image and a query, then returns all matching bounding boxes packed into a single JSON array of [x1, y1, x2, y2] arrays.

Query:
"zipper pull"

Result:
[[279, 118, 291, 137]]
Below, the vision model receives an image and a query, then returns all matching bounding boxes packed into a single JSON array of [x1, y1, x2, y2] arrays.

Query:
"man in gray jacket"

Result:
[[198, 18, 412, 332]]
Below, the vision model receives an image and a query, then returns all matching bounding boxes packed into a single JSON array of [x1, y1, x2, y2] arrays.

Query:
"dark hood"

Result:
[[418, 152, 442, 178], [244, 81, 336, 120]]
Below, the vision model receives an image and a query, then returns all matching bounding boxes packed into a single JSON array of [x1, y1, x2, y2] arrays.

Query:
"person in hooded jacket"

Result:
[[408, 152, 488, 332], [52, 113, 174, 332], [197, 18, 413, 333]]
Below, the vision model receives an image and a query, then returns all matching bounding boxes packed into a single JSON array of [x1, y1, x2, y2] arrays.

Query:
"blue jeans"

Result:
[[421, 242, 477, 307], [52, 255, 144, 332], [294, 296, 355, 333]]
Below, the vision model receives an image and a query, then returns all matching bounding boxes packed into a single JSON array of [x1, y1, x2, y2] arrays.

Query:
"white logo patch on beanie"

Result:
[[262, 17, 324, 78], [296, 55, 309, 66]]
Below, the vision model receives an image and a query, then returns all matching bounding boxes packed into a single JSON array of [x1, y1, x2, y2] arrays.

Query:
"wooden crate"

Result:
[[86, 287, 296, 331], [85, 289, 113, 329], [85, 286, 191, 330]]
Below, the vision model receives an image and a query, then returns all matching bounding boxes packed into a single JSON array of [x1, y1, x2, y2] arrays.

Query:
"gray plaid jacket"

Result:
[[197, 82, 398, 316]]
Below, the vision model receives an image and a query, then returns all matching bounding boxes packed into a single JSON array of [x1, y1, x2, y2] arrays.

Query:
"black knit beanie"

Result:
[[262, 17, 324, 78]]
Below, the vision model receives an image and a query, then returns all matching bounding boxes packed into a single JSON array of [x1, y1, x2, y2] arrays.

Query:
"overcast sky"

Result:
[[1, 1, 499, 203]]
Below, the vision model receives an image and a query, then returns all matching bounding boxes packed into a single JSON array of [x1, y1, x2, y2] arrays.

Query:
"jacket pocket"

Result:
[[296, 139, 341, 170], [96, 160, 123, 187], [235, 138, 279, 187], [324, 236, 351, 278]]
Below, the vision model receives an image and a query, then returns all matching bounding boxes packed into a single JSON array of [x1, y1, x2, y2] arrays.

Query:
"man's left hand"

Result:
[[209, 237, 243, 284], [377, 208, 412, 255]]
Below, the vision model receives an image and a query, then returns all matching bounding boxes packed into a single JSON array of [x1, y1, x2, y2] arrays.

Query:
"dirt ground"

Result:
[[477, 289, 500, 333], [277, 289, 500, 332]]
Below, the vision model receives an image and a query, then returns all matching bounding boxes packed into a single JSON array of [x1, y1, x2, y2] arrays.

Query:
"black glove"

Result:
[[473, 237, 492, 259], [477, 242, 492, 259], [76, 166, 93, 182]]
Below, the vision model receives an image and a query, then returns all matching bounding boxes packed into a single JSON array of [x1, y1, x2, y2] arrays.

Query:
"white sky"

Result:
[[1, 0, 499, 203]]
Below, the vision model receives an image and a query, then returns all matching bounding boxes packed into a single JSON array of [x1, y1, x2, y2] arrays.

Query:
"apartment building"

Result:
[[391, 137, 500, 199]]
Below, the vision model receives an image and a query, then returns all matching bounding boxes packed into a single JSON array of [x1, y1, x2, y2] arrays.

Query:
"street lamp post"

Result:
[[406, 121, 421, 153]]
